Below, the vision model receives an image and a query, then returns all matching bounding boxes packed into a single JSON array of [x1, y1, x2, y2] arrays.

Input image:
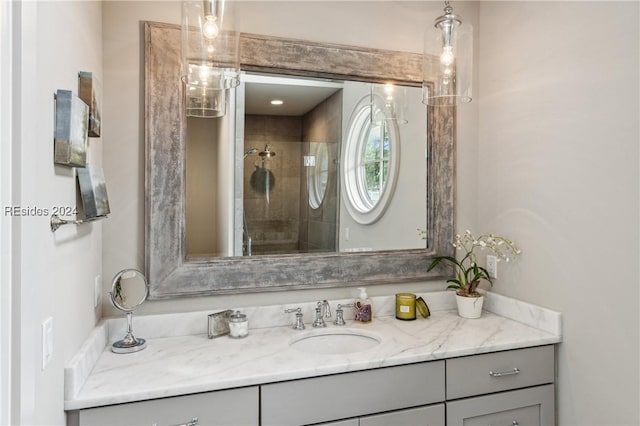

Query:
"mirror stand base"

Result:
[[111, 337, 147, 354]]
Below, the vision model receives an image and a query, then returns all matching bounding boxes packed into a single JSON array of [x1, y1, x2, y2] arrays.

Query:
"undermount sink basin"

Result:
[[289, 329, 381, 355]]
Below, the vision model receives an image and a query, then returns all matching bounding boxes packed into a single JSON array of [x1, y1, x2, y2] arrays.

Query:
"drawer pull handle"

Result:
[[488, 421, 519, 426], [153, 417, 198, 426], [488, 367, 520, 377]]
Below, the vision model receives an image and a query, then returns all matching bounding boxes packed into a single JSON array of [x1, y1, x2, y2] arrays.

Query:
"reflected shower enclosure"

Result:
[[241, 77, 341, 256], [185, 74, 342, 257]]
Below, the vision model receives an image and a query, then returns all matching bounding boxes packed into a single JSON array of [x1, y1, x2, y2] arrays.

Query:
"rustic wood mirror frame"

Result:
[[144, 21, 455, 299]]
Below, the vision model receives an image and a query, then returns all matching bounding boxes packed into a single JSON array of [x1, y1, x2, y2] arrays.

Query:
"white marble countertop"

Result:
[[64, 291, 562, 411]]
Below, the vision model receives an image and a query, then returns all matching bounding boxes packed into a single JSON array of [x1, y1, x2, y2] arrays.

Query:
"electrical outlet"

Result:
[[486, 255, 498, 279], [94, 275, 102, 308], [41, 317, 53, 370]]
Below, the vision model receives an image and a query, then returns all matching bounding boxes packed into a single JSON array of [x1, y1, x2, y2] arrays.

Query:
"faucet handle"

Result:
[[334, 303, 354, 326], [284, 307, 305, 330]]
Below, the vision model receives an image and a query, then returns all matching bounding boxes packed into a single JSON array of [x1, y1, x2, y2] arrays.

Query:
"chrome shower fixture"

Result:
[[258, 144, 276, 159], [243, 147, 258, 159]]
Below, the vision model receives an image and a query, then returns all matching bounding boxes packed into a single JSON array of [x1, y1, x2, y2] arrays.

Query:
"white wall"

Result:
[[101, 1, 480, 316], [339, 83, 428, 251], [477, 2, 639, 425], [12, 1, 103, 424]]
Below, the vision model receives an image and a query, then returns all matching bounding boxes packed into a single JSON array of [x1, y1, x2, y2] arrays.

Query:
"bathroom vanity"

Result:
[[65, 292, 561, 425]]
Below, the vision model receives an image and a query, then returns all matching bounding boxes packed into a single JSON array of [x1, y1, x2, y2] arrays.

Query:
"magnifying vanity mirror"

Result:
[[144, 22, 456, 298], [109, 269, 149, 353]]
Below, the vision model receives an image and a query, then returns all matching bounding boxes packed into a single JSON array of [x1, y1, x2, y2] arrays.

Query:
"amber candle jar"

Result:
[[395, 293, 417, 320]]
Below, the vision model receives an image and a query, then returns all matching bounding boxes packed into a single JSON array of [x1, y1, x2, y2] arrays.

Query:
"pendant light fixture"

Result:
[[181, 0, 240, 118], [422, 0, 472, 106]]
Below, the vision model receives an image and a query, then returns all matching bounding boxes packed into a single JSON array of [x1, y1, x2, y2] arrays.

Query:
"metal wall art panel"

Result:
[[78, 71, 102, 137], [54, 89, 89, 167], [77, 165, 111, 219]]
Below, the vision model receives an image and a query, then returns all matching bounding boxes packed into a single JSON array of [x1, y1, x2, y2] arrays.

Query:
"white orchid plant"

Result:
[[427, 230, 521, 297]]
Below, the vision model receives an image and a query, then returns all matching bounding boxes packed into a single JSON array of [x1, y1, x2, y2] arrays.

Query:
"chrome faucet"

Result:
[[334, 303, 354, 326], [284, 307, 305, 330], [312, 300, 332, 328]]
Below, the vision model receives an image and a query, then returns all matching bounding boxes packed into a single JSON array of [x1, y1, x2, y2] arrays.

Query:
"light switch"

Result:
[[303, 155, 316, 167], [486, 255, 498, 279], [41, 317, 53, 370]]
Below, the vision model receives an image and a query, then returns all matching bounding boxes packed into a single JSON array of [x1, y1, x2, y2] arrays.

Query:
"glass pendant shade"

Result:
[[422, 3, 472, 106], [370, 83, 408, 124], [181, 0, 240, 117], [185, 85, 226, 118]]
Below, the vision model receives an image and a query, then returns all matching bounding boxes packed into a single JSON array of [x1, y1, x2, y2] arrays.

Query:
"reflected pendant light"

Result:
[[422, 0, 473, 106], [370, 83, 408, 125], [181, 0, 240, 118]]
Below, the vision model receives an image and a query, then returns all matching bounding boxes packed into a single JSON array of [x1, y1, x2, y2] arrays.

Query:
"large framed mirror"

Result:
[[145, 21, 455, 298]]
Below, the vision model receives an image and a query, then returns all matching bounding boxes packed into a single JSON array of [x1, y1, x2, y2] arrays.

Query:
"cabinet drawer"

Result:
[[446, 345, 554, 399], [446, 384, 555, 426], [261, 361, 445, 426], [360, 403, 445, 426], [69, 386, 259, 426]]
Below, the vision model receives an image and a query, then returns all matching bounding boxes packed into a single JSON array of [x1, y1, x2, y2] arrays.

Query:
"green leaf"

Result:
[[477, 266, 493, 285], [429, 256, 461, 267], [427, 259, 440, 272]]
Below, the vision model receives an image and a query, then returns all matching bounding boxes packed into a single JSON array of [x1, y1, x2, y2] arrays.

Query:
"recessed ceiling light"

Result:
[[270, 99, 284, 105]]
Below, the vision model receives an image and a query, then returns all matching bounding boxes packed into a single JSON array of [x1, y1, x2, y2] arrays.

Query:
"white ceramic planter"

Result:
[[455, 294, 484, 319]]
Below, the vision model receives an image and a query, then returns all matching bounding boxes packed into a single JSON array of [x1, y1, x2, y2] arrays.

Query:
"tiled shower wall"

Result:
[[244, 115, 303, 254], [299, 91, 342, 252], [243, 90, 341, 255]]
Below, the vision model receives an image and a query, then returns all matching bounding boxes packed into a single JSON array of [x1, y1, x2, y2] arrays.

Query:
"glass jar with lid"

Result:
[[229, 311, 249, 338]]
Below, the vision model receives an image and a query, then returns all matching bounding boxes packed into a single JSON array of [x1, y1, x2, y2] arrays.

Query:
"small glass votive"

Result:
[[395, 293, 417, 320], [229, 311, 249, 338]]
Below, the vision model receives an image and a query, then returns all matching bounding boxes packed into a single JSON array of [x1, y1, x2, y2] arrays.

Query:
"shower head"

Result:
[[243, 148, 258, 159], [258, 144, 276, 159]]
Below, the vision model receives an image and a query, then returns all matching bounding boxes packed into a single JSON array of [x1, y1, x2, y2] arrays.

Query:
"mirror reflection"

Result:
[[185, 74, 427, 259], [110, 269, 148, 312], [109, 269, 148, 354]]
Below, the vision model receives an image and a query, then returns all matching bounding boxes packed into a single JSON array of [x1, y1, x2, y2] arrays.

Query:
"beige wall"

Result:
[[12, 1, 104, 424], [186, 117, 221, 257], [477, 2, 639, 424], [101, 1, 476, 316]]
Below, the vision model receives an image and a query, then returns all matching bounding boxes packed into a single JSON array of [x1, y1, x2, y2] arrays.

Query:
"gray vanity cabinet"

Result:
[[67, 345, 556, 426], [66, 386, 258, 426], [446, 345, 556, 426], [260, 361, 445, 426], [446, 384, 555, 425], [446, 345, 555, 400]]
